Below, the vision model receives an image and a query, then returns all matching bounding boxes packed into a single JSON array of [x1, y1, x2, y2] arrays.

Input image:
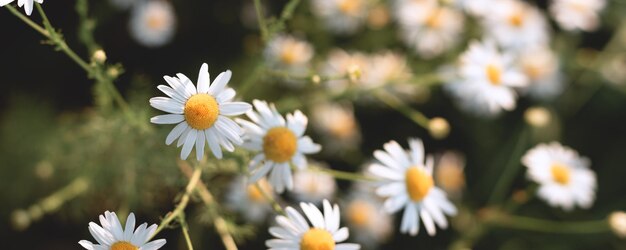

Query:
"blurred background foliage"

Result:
[[1, 0, 626, 249]]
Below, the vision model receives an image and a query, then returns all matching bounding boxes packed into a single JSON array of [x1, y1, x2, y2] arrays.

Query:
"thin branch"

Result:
[[374, 90, 431, 129], [178, 214, 194, 250]]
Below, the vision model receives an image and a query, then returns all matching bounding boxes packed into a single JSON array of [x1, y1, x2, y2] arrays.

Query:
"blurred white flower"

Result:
[[321, 49, 369, 92], [290, 162, 337, 203], [396, 1, 464, 58], [130, 1, 176, 48], [518, 46, 565, 100], [369, 139, 457, 236], [226, 177, 274, 223], [310, 0, 368, 35], [237, 100, 321, 193], [445, 40, 528, 117], [454, 0, 496, 17], [264, 34, 314, 77], [78, 211, 166, 250], [311, 101, 361, 151], [0, 0, 43, 16], [343, 185, 393, 247], [550, 0, 606, 32], [482, 0, 549, 50], [609, 211, 626, 238], [522, 142, 597, 211], [266, 200, 360, 250], [150, 63, 251, 160], [434, 151, 465, 198], [362, 51, 412, 88]]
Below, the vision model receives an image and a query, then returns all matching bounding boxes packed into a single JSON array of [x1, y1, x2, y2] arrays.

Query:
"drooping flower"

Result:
[[150, 63, 251, 160], [550, 0, 606, 32], [129, 1, 176, 47], [290, 162, 337, 203], [518, 46, 564, 100], [78, 211, 166, 250], [237, 100, 321, 193], [369, 139, 457, 236], [266, 199, 360, 250], [226, 177, 274, 223], [522, 142, 597, 210], [310, 0, 368, 35], [343, 184, 393, 247]]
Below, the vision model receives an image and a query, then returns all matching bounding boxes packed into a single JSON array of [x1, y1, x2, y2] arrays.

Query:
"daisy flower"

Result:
[[150, 63, 251, 160], [1, 0, 43, 16], [310, 0, 368, 35], [320, 49, 369, 93], [550, 0, 606, 32], [129, 1, 176, 48], [369, 139, 457, 236], [290, 162, 337, 203], [362, 51, 412, 88], [445, 40, 528, 116], [264, 34, 314, 78], [396, 1, 464, 58], [522, 142, 597, 210], [343, 184, 393, 247], [311, 101, 361, 151], [78, 211, 166, 250], [482, 0, 549, 50], [518, 46, 564, 100], [266, 199, 360, 250], [455, 0, 496, 17], [226, 177, 274, 223], [237, 100, 321, 193]]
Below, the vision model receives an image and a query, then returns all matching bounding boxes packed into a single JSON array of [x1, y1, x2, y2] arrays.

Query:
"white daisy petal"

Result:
[[208, 70, 232, 95], [150, 114, 184, 124], [180, 129, 198, 160], [80, 212, 165, 250], [197, 63, 210, 94], [220, 102, 252, 116]]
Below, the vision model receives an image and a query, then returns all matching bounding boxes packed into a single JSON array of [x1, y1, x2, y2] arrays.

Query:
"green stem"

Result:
[[178, 214, 194, 250], [374, 90, 431, 129], [5, 5, 48, 36], [253, 0, 269, 41], [487, 126, 529, 205], [490, 215, 610, 234], [36, 4, 91, 72], [308, 165, 377, 182], [255, 182, 286, 215], [151, 165, 202, 238]]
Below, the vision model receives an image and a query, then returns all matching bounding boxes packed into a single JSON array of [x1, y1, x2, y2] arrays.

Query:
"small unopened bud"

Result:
[[92, 50, 107, 64], [34, 161, 54, 180], [107, 67, 120, 78], [347, 64, 362, 83], [429, 117, 450, 139], [524, 107, 551, 127], [609, 211, 626, 238], [11, 210, 30, 231], [311, 74, 321, 85]]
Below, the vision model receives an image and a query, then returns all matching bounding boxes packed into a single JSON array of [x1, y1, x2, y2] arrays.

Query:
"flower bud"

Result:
[[429, 117, 450, 139], [524, 107, 550, 127]]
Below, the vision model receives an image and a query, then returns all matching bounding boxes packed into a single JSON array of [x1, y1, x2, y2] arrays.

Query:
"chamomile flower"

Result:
[[522, 142, 597, 210], [310, 0, 368, 35], [78, 211, 166, 250], [237, 100, 321, 193], [264, 35, 314, 77], [311, 102, 361, 151], [226, 177, 274, 223], [362, 51, 412, 88], [455, 0, 496, 17], [343, 186, 393, 247], [321, 49, 369, 93], [550, 0, 606, 32], [1, 0, 43, 16], [369, 139, 457, 236], [290, 162, 337, 203], [434, 151, 466, 198], [482, 0, 549, 50], [397, 2, 464, 58], [518, 46, 564, 100], [445, 40, 528, 116], [266, 199, 360, 250], [129, 1, 176, 48], [150, 63, 251, 160]]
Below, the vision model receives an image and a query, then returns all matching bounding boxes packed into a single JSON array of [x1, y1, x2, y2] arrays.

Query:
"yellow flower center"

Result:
[[347, 200, 373, 227], [280, 46, 298, 65], [551, 163, 571, 185], [425, 8, 442, 28], [247, 179, 272, 203], [184, 94, 219, 130], [405, 167, 434, 202], [300, 228, 336, 250], [508, 12, 524, 27], [486, 64, 502, 85], [147, 14, 165, 30], [110, 241, 138, 250], [338, 0, 360, 15], [263, 127, 298, 163]]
